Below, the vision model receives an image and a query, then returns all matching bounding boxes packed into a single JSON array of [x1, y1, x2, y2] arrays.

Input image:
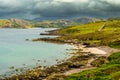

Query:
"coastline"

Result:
[[33, 31, 120, 80], [2, 43, 119, 80], [4, 30, 120, 80]]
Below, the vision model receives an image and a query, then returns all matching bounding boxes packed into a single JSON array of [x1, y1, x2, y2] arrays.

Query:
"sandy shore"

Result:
[[62, 45, 120, 76], [75, 45, 119, 57]]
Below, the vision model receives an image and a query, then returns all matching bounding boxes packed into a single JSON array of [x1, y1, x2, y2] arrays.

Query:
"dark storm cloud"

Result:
[[0, 0, 34, 19], [31, 0, 120, 18], [0, 0, 120, 19]]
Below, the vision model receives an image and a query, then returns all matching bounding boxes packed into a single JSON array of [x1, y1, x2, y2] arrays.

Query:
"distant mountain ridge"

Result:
[[0, 17, 101, 28], [34, 17, 101, 28]]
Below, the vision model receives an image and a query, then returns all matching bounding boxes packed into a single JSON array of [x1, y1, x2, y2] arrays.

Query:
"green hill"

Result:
[[53, 20, 120, 47], [33, 19, 120, 47]]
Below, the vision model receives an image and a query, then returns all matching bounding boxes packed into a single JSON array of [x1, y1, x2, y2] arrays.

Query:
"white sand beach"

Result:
[[75, 45, 119, 56]]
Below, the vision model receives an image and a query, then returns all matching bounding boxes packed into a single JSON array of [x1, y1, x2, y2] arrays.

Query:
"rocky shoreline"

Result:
[[5, 52, 98, 80], [33, 29, 92, 46], [2, 30, 119, 80]]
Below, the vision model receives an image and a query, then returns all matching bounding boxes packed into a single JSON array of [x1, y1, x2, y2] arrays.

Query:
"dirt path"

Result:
[[63, 58, 95, 76], [63, 67, 96, 76], [62, 46, 120, 76], [43, 46, 120, 80]]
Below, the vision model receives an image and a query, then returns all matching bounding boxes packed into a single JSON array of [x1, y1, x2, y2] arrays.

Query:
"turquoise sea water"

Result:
[[0, 28, 73, 75]]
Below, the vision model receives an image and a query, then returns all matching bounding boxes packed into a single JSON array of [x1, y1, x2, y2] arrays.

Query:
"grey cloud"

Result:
[[31, 0, 120, 19], [0, 0, 34, 19], [0, 0, 120, 19]]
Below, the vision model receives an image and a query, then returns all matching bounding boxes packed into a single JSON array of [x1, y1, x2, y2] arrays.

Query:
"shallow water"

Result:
[[0, 28, 73, 75]]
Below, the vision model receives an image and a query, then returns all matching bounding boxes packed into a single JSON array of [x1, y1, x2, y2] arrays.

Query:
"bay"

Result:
[[0, 28, 73, 75]]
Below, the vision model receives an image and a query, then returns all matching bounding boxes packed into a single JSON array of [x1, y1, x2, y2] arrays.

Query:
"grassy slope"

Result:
[[56, 20, 120, 80], [65, 52, 120, 80], [57, 20, 120, 47]]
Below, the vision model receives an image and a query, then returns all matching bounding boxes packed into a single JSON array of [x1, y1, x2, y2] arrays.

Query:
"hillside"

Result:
[[33, 19, 120, 79], [0, 19, 34, 28], [33, 19, 120, 47], [44, 19, 118, 47]]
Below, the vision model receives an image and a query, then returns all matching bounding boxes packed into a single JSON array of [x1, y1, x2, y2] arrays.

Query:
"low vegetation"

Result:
[[48, 20, 120, 47], [65, 52, 120, 80]]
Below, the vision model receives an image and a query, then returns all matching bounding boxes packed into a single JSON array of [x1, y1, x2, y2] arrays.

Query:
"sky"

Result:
[[0, 0, 120, 19]]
